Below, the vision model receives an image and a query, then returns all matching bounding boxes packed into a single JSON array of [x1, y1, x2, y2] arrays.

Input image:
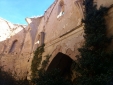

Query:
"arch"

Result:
[[9, 40, 18, 53], [33, 34, 40, 51], [33, 32, 45, 51], [47, 52, 72, 77], [57, 0, 65, 18], [40, 32, 45, 46]]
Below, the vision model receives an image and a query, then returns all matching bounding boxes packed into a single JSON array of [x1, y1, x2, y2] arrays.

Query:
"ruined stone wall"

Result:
[[32, 0, 113, 69], [96, 0, 113, 8], [0, 18, 33, 79], [32, 0, 84, 64], [0, 0, 113, 80], [26, 17, 43, 48]]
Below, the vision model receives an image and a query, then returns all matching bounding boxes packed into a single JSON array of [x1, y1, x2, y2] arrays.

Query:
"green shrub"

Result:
[[33, 68, 72, 85], [31, 44, 72, 85], [31, 44, 45, 81], [73, 0, 113, 85]]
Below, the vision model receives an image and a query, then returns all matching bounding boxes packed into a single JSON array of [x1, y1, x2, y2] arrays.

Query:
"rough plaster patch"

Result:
[[61, 43, 68, 53], [66, 48, 76, 60]]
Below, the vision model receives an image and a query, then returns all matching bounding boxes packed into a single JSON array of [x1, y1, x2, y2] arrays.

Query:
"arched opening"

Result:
[[39, 32, 45, 46], [47, 52, 72, 77], [34, 32, 45, 50], [34, 35, 40, 51], [9, 40, 18, 53], [57, 0, 64, 18]]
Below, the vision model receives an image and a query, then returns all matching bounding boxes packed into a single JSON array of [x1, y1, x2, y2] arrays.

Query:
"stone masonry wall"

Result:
[[0, 0, 113, 80]]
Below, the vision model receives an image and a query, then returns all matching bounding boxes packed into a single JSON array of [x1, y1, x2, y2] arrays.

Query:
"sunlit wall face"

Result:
[[0, 18, 24, 42], [0, 30, 9, 41], [0, 19, 11, 41]]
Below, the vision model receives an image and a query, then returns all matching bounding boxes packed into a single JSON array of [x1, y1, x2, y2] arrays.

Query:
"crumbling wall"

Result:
[[0, 0, 113, 80], [33, 0, 113, 70], [0, 18, 33, 79]]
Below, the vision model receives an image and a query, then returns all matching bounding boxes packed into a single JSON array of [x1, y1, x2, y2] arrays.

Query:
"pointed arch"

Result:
[[33, 32, 45, 51], [47, 52, 72, 77], [9, 40, 18, 53], [57, 0, 65, 18]]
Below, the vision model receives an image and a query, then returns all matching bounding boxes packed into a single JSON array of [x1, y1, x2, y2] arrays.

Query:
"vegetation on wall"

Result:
[[31, 44, 45, 81], [2, 0, 113, 84], [31, 45, 72, 85], [31, 1, 113, 84], [31, 44, 56, 84], [33, 68, 72, 85], [72, 0, 113, 85]]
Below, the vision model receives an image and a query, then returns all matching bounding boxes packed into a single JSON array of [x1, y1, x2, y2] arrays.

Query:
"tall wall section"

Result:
[[0, 18, 33, 79], [0, 0, 113, 80], [31, 0, 113, 69]]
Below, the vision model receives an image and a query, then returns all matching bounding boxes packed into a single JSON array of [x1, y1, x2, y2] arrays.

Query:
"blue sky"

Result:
[[0, 0, 55, 24]]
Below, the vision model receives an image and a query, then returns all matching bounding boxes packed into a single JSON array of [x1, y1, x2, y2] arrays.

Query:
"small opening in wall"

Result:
[[57, 0, 64, 18], [9, 40, 18, 53], [35, 40, 40, 44], [35, 35, 40, 45]]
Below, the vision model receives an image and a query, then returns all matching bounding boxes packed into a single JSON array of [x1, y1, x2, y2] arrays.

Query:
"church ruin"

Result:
[[0, 0, 113, 79]]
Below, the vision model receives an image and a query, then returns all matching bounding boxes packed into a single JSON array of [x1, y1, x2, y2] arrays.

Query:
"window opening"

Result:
[[35, 35, 40, 45], [57, 0, 64, 18], [35, 32, 45, 48], [9, 40, 18, 53]]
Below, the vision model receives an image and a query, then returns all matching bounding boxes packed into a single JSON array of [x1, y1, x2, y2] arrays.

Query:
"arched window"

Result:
[[9, 40, 18, 53], [35, 32, 45, 46], [39, 32, 45, 46], [34, 35, 40, 50], [34, 32, 45, 51], [57, 0, 64, 18]]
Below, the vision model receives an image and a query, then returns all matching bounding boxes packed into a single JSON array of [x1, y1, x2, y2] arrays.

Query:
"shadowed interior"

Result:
[[47, 52, 72, 77]]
